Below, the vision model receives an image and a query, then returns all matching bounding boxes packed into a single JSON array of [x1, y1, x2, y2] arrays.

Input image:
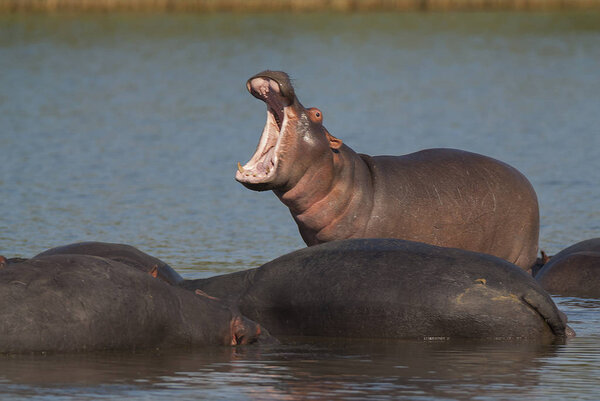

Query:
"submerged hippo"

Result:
[[236, 71, 540, 271], [535, 238, 600, 298], [0, 254, 273, 353], [35, 241, 184, 285], [183, 239, 572, 341]]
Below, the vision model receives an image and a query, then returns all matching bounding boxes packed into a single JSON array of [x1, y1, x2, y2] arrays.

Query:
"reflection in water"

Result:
[[236, 339, 557, 400], [1, 334, 595, 400], [0, 340, 561, 400]]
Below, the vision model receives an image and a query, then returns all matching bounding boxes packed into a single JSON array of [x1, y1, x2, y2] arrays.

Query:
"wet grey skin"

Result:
[[183, 239, 574, 342], [0, 251, 274, 354], [236, 70, 540, 272], [1, 240, 574, 347], [535, 238, 600, 298], [35, 241, 184, 285]]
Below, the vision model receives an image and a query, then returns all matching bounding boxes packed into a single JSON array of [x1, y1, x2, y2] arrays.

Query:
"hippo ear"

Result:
[[325, 128, 343, 150]]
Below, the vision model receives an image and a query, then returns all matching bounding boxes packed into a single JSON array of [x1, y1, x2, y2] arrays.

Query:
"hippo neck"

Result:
[[275, 145, 374, 245]]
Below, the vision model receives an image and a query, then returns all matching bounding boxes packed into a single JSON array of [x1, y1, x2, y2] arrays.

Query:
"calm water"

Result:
[[1, 11, 600, 400]]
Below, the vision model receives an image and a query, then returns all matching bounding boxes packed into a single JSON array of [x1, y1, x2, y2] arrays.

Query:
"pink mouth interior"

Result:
[[248, 77, 285, 131], [237, 77, 287, 183]]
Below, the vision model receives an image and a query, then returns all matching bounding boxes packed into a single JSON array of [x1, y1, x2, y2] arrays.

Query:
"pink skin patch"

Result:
[[194, 289, 220, 301], [237, 77, 290, 184]]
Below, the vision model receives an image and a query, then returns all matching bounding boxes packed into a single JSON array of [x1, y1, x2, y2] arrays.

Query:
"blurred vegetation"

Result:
[[1, 0, 599, 12]]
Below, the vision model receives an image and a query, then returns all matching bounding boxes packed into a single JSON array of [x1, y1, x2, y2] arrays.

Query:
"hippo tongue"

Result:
[[256, 147, 276, 175]]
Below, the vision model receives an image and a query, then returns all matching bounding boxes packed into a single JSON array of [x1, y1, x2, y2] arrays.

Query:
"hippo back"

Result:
[[235, 239, 568, 341], [36, 242, 183, 285], [544, 238, 600, 263], [535, 238, 600, 298], [0, 254, 270, 353]]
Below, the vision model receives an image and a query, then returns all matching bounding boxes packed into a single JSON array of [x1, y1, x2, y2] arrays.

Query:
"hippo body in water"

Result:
[[236, 71, 540, 271], [0, 253, 272, 354], [535, 238, 600, 298], [35, 241, 184, 285], [184, 239, 571, 342]]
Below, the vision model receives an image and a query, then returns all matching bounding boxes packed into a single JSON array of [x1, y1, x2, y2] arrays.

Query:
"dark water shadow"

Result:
[[0, 338, 562, 400]]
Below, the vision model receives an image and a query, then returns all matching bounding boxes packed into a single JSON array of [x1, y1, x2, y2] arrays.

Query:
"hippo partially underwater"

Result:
[[0, 240, 572, 353], [183, 239, 572, 342], [34, 241, 184, 285], [0, 250, 273, 354], [236, 71, 540, 271], [535, 238, 600, 298]]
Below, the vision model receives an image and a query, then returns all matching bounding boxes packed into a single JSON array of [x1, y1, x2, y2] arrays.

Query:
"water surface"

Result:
[[1, 11, 599, 400]]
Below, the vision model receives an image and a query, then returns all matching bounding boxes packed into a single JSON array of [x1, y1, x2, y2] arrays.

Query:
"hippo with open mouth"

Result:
[[236, 70, 540, 271]]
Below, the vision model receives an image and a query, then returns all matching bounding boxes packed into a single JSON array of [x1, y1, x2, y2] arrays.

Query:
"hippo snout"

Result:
[[247, 70, 295, 105], [230, 315, 278, 345]]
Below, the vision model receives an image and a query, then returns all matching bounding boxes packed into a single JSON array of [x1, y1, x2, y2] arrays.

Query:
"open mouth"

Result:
[[236, 77, 288, 184]]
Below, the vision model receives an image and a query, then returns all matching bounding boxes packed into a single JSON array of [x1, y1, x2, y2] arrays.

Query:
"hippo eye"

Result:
[[308, 108, 323, 123]]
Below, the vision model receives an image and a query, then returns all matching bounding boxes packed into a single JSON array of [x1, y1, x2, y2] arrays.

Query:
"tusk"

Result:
[[237, 162, 245, 173]]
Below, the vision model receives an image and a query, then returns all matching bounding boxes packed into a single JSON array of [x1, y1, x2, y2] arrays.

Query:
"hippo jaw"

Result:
[[236, 71, 296, 191], [229, 315, 278, 345]]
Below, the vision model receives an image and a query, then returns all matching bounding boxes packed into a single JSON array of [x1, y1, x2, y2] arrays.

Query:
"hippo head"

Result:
[[229, 315, 277, 345], [236, 70, 342, 192], [191, 288, 278, 346]]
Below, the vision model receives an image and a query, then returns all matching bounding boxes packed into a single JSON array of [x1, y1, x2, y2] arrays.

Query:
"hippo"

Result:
[[0, 254, 274, 353], [235, 71, 540, 271], [535, 238, 600, 298], [0, 255, 28, 268], [35, 241, 184, 285], [182, 239, 572, 341]]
